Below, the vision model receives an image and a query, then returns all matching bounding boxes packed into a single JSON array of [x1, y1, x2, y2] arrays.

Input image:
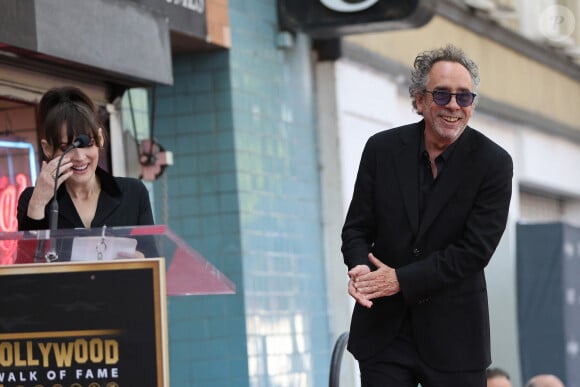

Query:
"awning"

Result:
[[0, 0, 173, 87]]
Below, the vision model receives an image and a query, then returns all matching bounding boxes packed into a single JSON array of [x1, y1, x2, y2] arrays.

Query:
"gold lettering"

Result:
[[74, 339, 88, 364], [26, 341, 39, 366], [89, 338, 103, 363], [13, 342, 26, 366], [0, 337, 120, 368], [0, 342, 13, 366], [105, 340, 119, 365], [52, 342, 74, 367], [38, 342, 52, 367]]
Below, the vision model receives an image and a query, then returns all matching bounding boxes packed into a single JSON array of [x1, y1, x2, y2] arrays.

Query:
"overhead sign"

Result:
[[130, 0, 207, 39], [320, 0, 380, 12], [278, 0, 435, 38]]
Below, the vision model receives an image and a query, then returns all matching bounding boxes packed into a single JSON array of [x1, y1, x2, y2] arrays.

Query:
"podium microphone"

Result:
[[45, 134, 91, 261]]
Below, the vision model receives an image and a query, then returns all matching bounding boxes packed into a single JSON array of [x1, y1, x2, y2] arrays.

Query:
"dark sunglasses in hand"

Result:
[[425, 90, 477, 107]]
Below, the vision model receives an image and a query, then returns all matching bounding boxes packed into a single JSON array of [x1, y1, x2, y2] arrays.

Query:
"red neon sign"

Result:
[[0, 174, 28, 230], [0, 174, 30, 264], [0, 139, 37, 265]]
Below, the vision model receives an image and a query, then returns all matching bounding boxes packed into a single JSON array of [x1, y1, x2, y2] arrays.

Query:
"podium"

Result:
[[0, 225, 235, 387]]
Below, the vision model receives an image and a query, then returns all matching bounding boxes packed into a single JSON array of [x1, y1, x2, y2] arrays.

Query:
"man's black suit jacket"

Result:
[[341, 120, 513, 372]]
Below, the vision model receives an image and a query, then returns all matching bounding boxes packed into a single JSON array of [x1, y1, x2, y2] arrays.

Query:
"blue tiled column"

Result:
[[152, 0, 331, 385], [154, 50, 249, 386]]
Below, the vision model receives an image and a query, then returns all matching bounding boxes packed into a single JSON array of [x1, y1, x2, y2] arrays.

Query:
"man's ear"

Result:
[[415, 94, 424, 115], [40, 139, 53, 160]]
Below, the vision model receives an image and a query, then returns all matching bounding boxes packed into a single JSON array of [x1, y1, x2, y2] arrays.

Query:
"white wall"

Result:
[[518, 129, 580, 196], [335, 59, 416, 207]]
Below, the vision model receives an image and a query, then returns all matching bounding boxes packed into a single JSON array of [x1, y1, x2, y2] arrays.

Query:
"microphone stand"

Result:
[[45, 134, 90, 261]]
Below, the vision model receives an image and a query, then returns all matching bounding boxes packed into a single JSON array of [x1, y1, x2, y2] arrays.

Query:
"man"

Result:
[[526, 374, 565, 387], [487, 368, 512, 387], [341, 44, 513, 387]]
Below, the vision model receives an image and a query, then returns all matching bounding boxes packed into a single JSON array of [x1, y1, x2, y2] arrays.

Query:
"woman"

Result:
[[17, 86, 154, 234]]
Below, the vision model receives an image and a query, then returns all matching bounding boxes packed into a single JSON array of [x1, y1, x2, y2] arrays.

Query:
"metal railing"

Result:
[[329, 331, 350, 387]]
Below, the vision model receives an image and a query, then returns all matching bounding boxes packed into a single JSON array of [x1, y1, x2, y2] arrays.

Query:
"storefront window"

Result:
[[0, 99, 39, 262], [122, 88, 151, 143]]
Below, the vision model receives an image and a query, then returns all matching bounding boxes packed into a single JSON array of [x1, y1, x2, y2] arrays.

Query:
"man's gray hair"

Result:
[[409, 44, 480, 111]]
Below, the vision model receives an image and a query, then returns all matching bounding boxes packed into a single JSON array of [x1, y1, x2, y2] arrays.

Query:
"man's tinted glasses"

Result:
[[425, 90, 477, 107]]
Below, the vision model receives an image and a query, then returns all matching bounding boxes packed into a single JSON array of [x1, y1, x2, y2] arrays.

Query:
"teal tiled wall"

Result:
[[152, 0, 331, 385], [154, 50, 249, 386]]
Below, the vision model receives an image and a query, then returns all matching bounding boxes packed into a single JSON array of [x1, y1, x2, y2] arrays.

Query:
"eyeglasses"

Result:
[[424, 90, 477, 107]]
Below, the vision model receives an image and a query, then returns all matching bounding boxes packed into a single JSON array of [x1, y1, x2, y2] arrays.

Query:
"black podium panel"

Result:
[[517, 222, 580, 387], [0, 259, 168, 386]]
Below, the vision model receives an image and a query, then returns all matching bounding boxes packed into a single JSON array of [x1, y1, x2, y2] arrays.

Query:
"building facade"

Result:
[[1, 0, 580, 386]]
